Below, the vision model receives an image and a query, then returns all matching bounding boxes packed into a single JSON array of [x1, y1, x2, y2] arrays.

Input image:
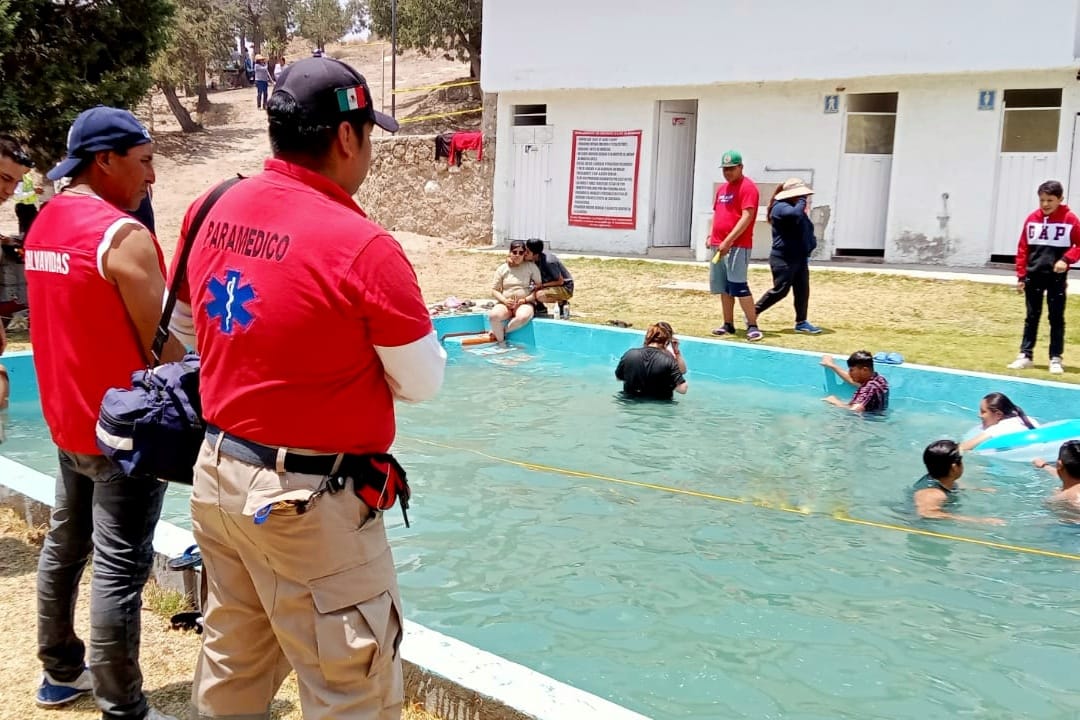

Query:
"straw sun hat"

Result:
[[775, 178, 814, 201]]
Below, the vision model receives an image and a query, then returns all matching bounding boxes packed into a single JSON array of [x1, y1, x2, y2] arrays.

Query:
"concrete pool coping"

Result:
[[0, 360, 651, 720]]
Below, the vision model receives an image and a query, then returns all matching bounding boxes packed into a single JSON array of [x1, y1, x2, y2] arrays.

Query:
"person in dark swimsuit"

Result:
[[913, 440, 1004, 525]]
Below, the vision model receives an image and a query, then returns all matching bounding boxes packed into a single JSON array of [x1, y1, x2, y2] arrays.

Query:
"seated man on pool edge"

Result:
[[615, 322, 688, 400], [523, 238, 574, 320], [914, 440, 1004, 526], [821, 350, 890, 414]]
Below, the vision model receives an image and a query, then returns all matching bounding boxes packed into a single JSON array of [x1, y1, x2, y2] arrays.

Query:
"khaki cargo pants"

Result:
[[190, 437, 404, 720]]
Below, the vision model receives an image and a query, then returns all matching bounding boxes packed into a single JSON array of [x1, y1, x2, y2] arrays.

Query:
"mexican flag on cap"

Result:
[[336, 86, 367, 112]]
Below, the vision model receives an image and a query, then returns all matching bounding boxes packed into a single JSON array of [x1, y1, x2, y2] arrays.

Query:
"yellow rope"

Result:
[[398, 107, 482, 125], [393, 80, 480, 94], [400, 437, 1080, 563]]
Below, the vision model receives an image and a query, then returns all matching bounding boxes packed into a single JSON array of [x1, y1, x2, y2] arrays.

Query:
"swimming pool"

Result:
[[4, 318, 1080, 719]]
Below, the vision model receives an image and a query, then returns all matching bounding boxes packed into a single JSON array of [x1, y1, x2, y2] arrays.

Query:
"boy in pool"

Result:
[[820, 350, 889, 414], [914, 440, 1004, 525], [1033, 440, 1080, 522]]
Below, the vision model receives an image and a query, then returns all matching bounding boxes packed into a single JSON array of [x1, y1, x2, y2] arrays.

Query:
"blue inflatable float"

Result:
[[972, 419, 1080, 462]]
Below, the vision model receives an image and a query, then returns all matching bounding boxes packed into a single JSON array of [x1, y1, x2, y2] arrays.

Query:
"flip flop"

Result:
[[606, 320, 632, 328], [873, 351, 905, 365], [167, 544, 202, 571]]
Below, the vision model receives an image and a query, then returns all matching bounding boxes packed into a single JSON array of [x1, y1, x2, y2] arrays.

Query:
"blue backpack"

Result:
[[95, 177, 241, 484], [97, 354, 203, 483]]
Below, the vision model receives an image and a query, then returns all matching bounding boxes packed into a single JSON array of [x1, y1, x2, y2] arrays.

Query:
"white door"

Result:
[[989, 89, 1062, 258], [834, 154, 893, 252], [652, 100, 697, 247], [1068, 113, 1080, 206], [510, 126, 553, 242], [833, 93, 898, 254], [990, 154, 1056, 255]]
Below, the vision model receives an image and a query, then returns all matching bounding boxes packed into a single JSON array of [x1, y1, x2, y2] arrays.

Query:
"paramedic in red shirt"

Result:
[[168, 57, 446, 720], [24, 107, 185, 718], [708, 150, 763, 341]]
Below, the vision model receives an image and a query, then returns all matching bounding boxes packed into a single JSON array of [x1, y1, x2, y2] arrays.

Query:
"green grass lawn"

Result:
[[584, 260, 1080, 382], [421, 252, 1080, 383]]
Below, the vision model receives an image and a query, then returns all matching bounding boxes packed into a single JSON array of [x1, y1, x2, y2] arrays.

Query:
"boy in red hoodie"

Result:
[[1008, 180, 1080, 375]]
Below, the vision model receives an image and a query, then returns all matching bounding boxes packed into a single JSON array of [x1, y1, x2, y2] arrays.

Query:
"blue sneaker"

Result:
[[36, 669, 92, 707], [794, 321, 822, 335]]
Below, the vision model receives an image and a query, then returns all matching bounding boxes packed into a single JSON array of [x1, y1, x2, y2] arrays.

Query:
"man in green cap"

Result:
[[708, 150, 763, 341]]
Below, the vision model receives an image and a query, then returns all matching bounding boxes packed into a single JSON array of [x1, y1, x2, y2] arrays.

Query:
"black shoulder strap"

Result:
[[152, 175, 243, 364]]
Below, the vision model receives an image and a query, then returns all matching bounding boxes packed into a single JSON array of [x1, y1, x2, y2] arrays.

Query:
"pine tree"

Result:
[[0, 0, 175, 168], [368, 0, 482, 80]]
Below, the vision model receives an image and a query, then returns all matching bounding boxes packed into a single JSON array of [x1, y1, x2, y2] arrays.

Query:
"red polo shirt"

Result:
[[709, 177, 759, 249], [172, 159, 433, 454]]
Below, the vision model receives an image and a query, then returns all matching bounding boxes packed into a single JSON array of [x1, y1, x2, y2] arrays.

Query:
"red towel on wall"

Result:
[[449, 131, 483, 165]]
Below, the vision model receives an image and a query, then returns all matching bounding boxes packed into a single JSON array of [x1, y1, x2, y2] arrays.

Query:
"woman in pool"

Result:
[[615, 321, 688, 400], [959, 392, 1039, 452]]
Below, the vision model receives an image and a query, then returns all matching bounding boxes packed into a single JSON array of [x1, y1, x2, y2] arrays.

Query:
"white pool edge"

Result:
[[0, 454, 651, 720]]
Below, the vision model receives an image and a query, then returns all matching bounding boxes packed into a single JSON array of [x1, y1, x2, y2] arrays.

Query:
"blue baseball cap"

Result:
[[47, 106, 153, 181]]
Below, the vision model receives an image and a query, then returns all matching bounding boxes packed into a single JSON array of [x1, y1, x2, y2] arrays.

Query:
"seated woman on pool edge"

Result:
[[615, 322, 688, 400], [488, 239, 542, 346], [959, 392, 1039, 452]]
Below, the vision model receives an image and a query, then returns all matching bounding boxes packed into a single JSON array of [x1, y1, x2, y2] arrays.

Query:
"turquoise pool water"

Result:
[[4, 322, 1080, 719]]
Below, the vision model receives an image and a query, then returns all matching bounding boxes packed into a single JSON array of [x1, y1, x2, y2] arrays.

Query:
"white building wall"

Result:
[[494, 89, 663, 254], [690, 81, 846, 261], [886, 70, 1080, 265], [483, 0, 1080, 92], [493, 69, 1080, 266]]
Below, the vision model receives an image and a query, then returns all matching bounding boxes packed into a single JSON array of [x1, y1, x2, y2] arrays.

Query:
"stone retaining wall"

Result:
[[357, 134, 493, 245]]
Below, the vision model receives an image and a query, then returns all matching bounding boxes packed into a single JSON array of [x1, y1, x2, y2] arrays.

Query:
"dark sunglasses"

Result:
[[510, 250, 525, 255]]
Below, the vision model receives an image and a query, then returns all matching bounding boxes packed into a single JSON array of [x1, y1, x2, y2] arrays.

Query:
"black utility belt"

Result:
[[206, 425, 412, 526]]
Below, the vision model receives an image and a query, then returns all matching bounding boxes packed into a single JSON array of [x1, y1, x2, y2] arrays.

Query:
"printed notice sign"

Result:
[[568, 130, 642, 229]]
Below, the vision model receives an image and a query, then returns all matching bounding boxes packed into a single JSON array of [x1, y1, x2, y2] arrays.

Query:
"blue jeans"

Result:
[[37, 450, 167, 719], [255, 80, 269, 108]]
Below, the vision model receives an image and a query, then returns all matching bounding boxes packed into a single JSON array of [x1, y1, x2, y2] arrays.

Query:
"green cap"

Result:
[[720, 150, 743, 168]]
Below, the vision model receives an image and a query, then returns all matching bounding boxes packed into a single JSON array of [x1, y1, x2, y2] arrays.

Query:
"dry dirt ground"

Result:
[[144, 40, 473, 256], [0, 508, 437, 720], [0, 44, 471, 719], [0, 41, 473, 352]]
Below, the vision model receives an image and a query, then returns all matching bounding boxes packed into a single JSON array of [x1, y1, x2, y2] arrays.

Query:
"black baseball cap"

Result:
[[273, 56, 399, 133], [47, 106, 152, 181]]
